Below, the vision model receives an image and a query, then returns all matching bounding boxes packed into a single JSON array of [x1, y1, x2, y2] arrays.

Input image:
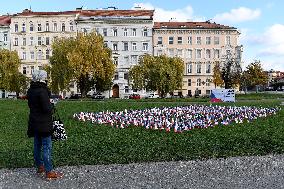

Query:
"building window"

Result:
[[188, 90, 192, 96], [157, 50, 163, 56], [113, 28, 117, 36], [46, 49, 50, 59], [188, 79, 191, 86], [23, 67, 26, 74], [188, 36, 192, 45], [206, 79, 211, 86], [62, 23, 65, 32], [123, 42, 128, 51], [143, 28, 148, 36], [206, 37, 211, 45], [30, 51, 34, 59], [206, 90, 211, 95], [214, 37, 219, 45], [206, 49, 211, 59], [143, 43, 148, 51], [124, 56, 129, 63], [46, 37, 50, 45], [197, 63, 202, 74], [196, 37, 201, 45], [45, 22, 49, 31], [53, 23, 57, 31], [38, 24, 42, 31], [132, 42, 137, 51], [124, 73, 129, 80], [177, 49, 183, 57], [104, 41, 108, 47], [113, 43, 118, 51], [23, 38, 26, 46], [206, 62, 211, 73], [22, 52, 26, 60], [70, 22, 74, 31], [114, 72, 118, 80], [3, 33, 7, 41], [168, 49, 174, 57], [131, 55, 138, 64], [125, 86, 129, 93], [197, 78, 201, 86], [14, 38, 18, 46], [38, 50, 43, 60], [157, 37, 163, 45], [214, 49, 220, 58], [103, 28, 107, 36], [187, 63, 192, 74], [30, 22, 33, 32], [132, 28, 136, 36], [196, 49, 202, 59], [113, 57, 118, 65], [22, 23, 26, 32], [15, 24, 18, 32], [30, 37, 33, 46], [124, 28, 128, 36], [30, 66, 34, 74], [187, 49, 193, 59], [169, 37, 174, 44], [226, 36, 231, 45], [38, 37, 42, 45], [177, 37, 183, 44]]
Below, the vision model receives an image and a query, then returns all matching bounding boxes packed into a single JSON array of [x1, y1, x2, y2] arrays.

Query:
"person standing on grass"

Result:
[[27, 70, 63, 180]]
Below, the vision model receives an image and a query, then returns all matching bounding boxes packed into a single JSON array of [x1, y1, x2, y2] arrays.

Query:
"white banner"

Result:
[[210, 89, 235, 102]]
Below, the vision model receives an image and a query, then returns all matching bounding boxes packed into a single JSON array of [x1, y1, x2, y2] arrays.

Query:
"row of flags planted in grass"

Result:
[[73, 105, 281, 133]]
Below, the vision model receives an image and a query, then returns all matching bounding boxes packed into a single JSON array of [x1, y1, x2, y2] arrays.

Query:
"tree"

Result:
[[0, 49, 29, 96], [49, 32, 116, 97], [220, 54, 242, 89], [243, 60, 268, 92], [212, 61, 224, 88], [129, 54, 184, 97]]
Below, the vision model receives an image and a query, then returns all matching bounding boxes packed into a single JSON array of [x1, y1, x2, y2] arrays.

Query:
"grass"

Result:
[[0, 94, 284, 169]]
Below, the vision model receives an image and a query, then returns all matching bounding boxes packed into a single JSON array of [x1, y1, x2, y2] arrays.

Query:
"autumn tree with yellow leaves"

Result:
[[129, 54, 184, 98], [48, 32, 116, 97], [0, 49, 29, 96]]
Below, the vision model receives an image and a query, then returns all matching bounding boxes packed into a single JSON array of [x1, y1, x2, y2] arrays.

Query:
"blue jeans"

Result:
[[34, 134, 53, 172]]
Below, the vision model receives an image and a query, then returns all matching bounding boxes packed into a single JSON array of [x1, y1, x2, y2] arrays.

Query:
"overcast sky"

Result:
[[1, 0, 284, 71]]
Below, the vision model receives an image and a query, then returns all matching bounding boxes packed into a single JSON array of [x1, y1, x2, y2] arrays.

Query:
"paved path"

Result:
[[1, 154, 284, 189]]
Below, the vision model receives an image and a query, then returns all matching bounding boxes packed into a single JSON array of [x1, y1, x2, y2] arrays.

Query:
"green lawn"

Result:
[[0, 94, 284, 169]]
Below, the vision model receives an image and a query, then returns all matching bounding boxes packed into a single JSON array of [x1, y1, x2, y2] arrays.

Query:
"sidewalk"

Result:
[[1, 154, 284, 189]]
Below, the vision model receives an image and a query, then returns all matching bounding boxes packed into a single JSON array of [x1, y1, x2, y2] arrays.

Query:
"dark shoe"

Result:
[[37, 165, 45, 174], [46, 171, 63, 180]]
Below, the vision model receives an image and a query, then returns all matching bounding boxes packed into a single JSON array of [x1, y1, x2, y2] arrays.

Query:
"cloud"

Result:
[[258, 24, 284, 57], [213, 7, 261, 23], [132, 2, 205, 22]]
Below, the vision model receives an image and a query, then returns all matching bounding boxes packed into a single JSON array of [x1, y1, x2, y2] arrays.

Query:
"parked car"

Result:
[[50, 94, 63, 101], [68, 94, 82, 99], [129, 94, 141, 99], [92, 93, 105, 100], [145, 93, 159, 99]]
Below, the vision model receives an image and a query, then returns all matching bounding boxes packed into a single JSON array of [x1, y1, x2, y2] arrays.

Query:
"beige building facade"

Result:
[[153, 21, 242, 96], [10, 9, 77, 79]]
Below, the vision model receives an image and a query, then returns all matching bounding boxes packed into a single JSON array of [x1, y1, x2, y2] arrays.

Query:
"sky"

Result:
[[1, 0, 284, 71]]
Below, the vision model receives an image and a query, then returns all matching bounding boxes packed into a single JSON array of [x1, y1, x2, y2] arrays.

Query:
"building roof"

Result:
[[0, 15, 11, 26], [154, 21, 236, 30], [16, 9, 154, 18]]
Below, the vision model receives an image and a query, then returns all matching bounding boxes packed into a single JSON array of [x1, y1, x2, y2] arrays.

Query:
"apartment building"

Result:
[[0, 15, 11, 50], [153, 21, 242, 96], [10, 9, 77, 78], [76, 9, 154, 98]]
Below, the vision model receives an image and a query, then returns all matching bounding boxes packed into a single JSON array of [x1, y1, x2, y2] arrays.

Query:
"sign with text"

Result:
[[210, 89, 235, 102]]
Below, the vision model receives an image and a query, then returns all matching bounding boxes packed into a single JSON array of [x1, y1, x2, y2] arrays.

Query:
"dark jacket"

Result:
[[27, 81, 53, 137]]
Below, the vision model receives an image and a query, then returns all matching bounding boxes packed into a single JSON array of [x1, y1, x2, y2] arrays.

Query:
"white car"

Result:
[[146, 93, 159, 98]]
